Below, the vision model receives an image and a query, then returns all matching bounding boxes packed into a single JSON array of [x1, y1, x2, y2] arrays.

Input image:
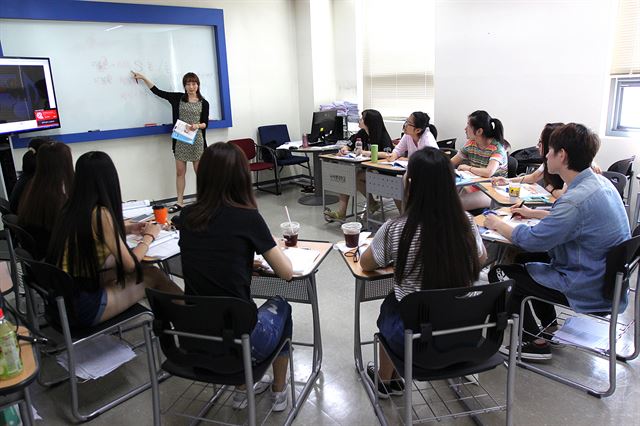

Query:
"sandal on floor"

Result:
[[168, 204, 183, 214], [323, 209, 345, 221]]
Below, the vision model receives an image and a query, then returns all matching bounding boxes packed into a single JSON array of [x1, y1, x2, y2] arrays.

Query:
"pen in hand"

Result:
[[511, 201, 526, 219]]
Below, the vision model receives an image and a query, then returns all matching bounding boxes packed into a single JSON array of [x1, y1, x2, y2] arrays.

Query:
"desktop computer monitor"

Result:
[[309, 110, 340, 143]]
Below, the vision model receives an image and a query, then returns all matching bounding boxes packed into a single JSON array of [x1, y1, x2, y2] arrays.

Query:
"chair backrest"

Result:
[[258, 125, 291, 163], [603, 235, 640, 300], [602, 171, 627, 199], [437, 138, 456, 149], [146, 288, 258, 375], [507, 156, 518, 178], [16, 248, 80, 326], [439, 147, 458, 159], [398, 281, 513, 370], [607, 156, 634, 178], [0, 197, 10, 215], [2, 214, 39, 259], [228, 138, 257, 161]]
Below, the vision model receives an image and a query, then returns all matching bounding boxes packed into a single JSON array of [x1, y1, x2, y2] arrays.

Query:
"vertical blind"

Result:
[[362, 0, 435, 119], [611, 0, 640, 75]]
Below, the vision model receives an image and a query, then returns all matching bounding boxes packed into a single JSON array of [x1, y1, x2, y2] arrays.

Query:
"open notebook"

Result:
[[254, 247, 321, 276], [480, 216, 540, 243]]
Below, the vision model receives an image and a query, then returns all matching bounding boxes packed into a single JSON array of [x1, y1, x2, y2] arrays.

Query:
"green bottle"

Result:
[[0, 309, 23, 379]]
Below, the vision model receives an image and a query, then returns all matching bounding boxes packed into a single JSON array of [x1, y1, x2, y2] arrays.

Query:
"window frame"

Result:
[[607, 76, 640, 137]]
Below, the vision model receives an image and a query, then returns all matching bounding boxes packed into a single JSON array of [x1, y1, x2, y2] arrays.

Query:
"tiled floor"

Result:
[[26, 185, 640, 425]]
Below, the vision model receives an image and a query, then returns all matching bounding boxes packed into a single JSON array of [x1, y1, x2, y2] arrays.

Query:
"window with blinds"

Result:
[[362, 0, 435, 120], [607, 0, 640, 135]]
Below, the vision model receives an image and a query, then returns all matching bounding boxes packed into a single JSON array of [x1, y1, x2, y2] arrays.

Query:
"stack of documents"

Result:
[[57, 335, 136, 380], [255, 247, 321, 275], [480, 216, 539, 243], [319, 101, 359, 121], [334, 232, 372, 253], [122, 200, 153, 221], [127, 230, 180, 259], [554, 316, 632, 353]]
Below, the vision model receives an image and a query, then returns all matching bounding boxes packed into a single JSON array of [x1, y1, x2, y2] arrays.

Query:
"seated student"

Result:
[[10, 137, 49, 214], [324, 109, 393, 220], [484, 123, 630, 361], [174, 142, 294, 412], [451, 110, 508, 211], [18, 141, 74, 258], [47, 151, 182, 328], [386, 111, 438, 162], [360, 147, 487, 397]]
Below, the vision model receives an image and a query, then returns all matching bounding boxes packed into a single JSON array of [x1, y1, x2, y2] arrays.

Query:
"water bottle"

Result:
[[0, 309, 22, 379], [302, 133, 309, 148], [354, 138, 363, 156]]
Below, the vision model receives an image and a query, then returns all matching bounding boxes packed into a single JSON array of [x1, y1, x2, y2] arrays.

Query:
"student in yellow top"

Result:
[[47, 151, 182, 328]]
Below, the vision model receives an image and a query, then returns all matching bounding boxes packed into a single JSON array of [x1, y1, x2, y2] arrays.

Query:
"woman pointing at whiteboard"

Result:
[[132, 71, 209, 213]]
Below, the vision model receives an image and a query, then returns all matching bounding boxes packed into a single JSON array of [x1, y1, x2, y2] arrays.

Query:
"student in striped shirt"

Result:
[[451, 110, 509, 210], [360, 147, 487, 398]]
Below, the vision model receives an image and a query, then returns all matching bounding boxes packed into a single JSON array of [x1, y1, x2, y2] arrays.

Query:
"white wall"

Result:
[[12, 0, 302, 202]]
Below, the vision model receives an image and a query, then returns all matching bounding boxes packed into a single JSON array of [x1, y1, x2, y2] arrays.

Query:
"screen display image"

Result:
[[0, 57, 60, 135], [309, 109, 338, 144]]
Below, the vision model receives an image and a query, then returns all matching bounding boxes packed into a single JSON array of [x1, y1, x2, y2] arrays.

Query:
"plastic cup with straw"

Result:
[[281, 206, 300, 247]]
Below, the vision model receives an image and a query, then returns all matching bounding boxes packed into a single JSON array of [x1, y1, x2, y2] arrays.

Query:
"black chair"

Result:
[[608, 156, 635, 210], [436, 138, 456, 149], [372, 281, 518, 425], [516, 234, 640, 397], [258, 125, 312, 193], [145, 289, 296, 426], [507, 156, 519, 178], [511, 146, 543, 175], [17, 250, 159, 422], [439, 147, 457, 159], [2, 215, 39, 260], [602, 171, 627, 199]]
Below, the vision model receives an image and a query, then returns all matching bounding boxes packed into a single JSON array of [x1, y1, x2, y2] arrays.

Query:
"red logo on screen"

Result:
[[34, 109, 59, 126]]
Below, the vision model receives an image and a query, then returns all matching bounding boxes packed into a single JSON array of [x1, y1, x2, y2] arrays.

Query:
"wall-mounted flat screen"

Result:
[[0, 56, 60, 135]]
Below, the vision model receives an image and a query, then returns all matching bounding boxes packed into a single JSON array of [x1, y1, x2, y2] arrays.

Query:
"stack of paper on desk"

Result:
[[480, 217, 539, 243], [335, 232, 372, 253], [56, 335, 136, 380], [126, 230, 180, 259], [255, 247, 321, 276]]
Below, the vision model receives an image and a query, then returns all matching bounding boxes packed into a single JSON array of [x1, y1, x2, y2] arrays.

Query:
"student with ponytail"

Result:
[[451, 110, 509, 210]]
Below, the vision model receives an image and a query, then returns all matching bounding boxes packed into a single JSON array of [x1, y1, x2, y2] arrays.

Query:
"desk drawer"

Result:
[[366, 171, 403, 199]]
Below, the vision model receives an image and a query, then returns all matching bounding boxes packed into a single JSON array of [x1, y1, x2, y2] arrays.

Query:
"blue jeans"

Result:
[[251, 296, 292, 364], [377, 292, 405, 357]]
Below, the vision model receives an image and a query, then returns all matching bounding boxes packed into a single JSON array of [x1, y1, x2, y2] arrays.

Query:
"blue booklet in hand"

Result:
[[171, 119, 196, 145]]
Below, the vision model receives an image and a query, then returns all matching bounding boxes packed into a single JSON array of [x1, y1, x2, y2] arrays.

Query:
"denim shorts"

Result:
[[73, 286, 107, 327], [377, 292, 405, 357], [250, 296, 293, 364]]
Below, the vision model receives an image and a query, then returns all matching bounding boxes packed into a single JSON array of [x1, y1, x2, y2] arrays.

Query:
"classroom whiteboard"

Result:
[[0, 18, 221, 136]]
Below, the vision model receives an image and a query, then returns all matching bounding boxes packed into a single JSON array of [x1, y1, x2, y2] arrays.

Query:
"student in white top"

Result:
[[386, 111, 438, 162]]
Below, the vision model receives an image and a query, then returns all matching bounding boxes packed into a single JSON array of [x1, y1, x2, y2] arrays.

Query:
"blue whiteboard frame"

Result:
[[0, 0, 232, 148]]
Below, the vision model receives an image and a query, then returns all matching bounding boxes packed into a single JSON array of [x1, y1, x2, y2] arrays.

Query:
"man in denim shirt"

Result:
[[485, 123, 630, 360]]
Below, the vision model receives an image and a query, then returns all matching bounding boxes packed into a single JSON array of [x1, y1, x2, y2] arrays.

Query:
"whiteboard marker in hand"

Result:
[[131, 70, 138, 84]]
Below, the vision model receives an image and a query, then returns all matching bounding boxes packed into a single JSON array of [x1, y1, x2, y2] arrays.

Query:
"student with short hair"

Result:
[[48, 151, 183, 328], [360, 147, 487, 398], [175, 142, 294, 412], [484, 123, 630, 360], [18, 141, 74, 258], [325, 109, 393, 220], [386, 111, 438, 162], [451, 110, 509, 210]]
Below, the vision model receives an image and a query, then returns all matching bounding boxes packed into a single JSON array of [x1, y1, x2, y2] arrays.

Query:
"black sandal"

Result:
[[168, 204, 183, 213]]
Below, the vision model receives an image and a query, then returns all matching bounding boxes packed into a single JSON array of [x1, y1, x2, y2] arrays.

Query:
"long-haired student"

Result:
[[47, 151, 182, 328], [360, 147, 487, 397], [174, 142, 294, 412]]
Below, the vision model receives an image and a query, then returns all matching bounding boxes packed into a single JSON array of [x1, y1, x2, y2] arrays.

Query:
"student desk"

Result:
[[361, 160, 406, 230], [477, 182, 555, 208], [150, 239, 333, 425], [0, 326, 39, 426], [292, 145, 341, 206], [320, 154, 371, 220], [337, 244, 394, 424]]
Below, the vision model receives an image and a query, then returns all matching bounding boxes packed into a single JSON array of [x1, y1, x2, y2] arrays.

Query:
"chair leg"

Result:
[[404, 330, 412, 425], [242, 335, 256, 426], [506, 316, 519, 426], [274, 167, 281, 195], [144, 323, 161, 426]]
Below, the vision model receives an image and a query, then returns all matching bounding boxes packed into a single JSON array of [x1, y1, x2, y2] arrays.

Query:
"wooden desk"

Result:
[[477, 182, 555, 207], [0, 326, 38, 426], [320, 154, 370, 221], [337, 243, 393, 425]]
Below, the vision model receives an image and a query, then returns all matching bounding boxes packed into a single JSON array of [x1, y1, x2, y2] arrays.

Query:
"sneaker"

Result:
[[387, 377, 405, 396], [271, 386, 288, 412], [500, 341, 552, 361], [366, 363, 390, 399], [232, 374, 273, 410]]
